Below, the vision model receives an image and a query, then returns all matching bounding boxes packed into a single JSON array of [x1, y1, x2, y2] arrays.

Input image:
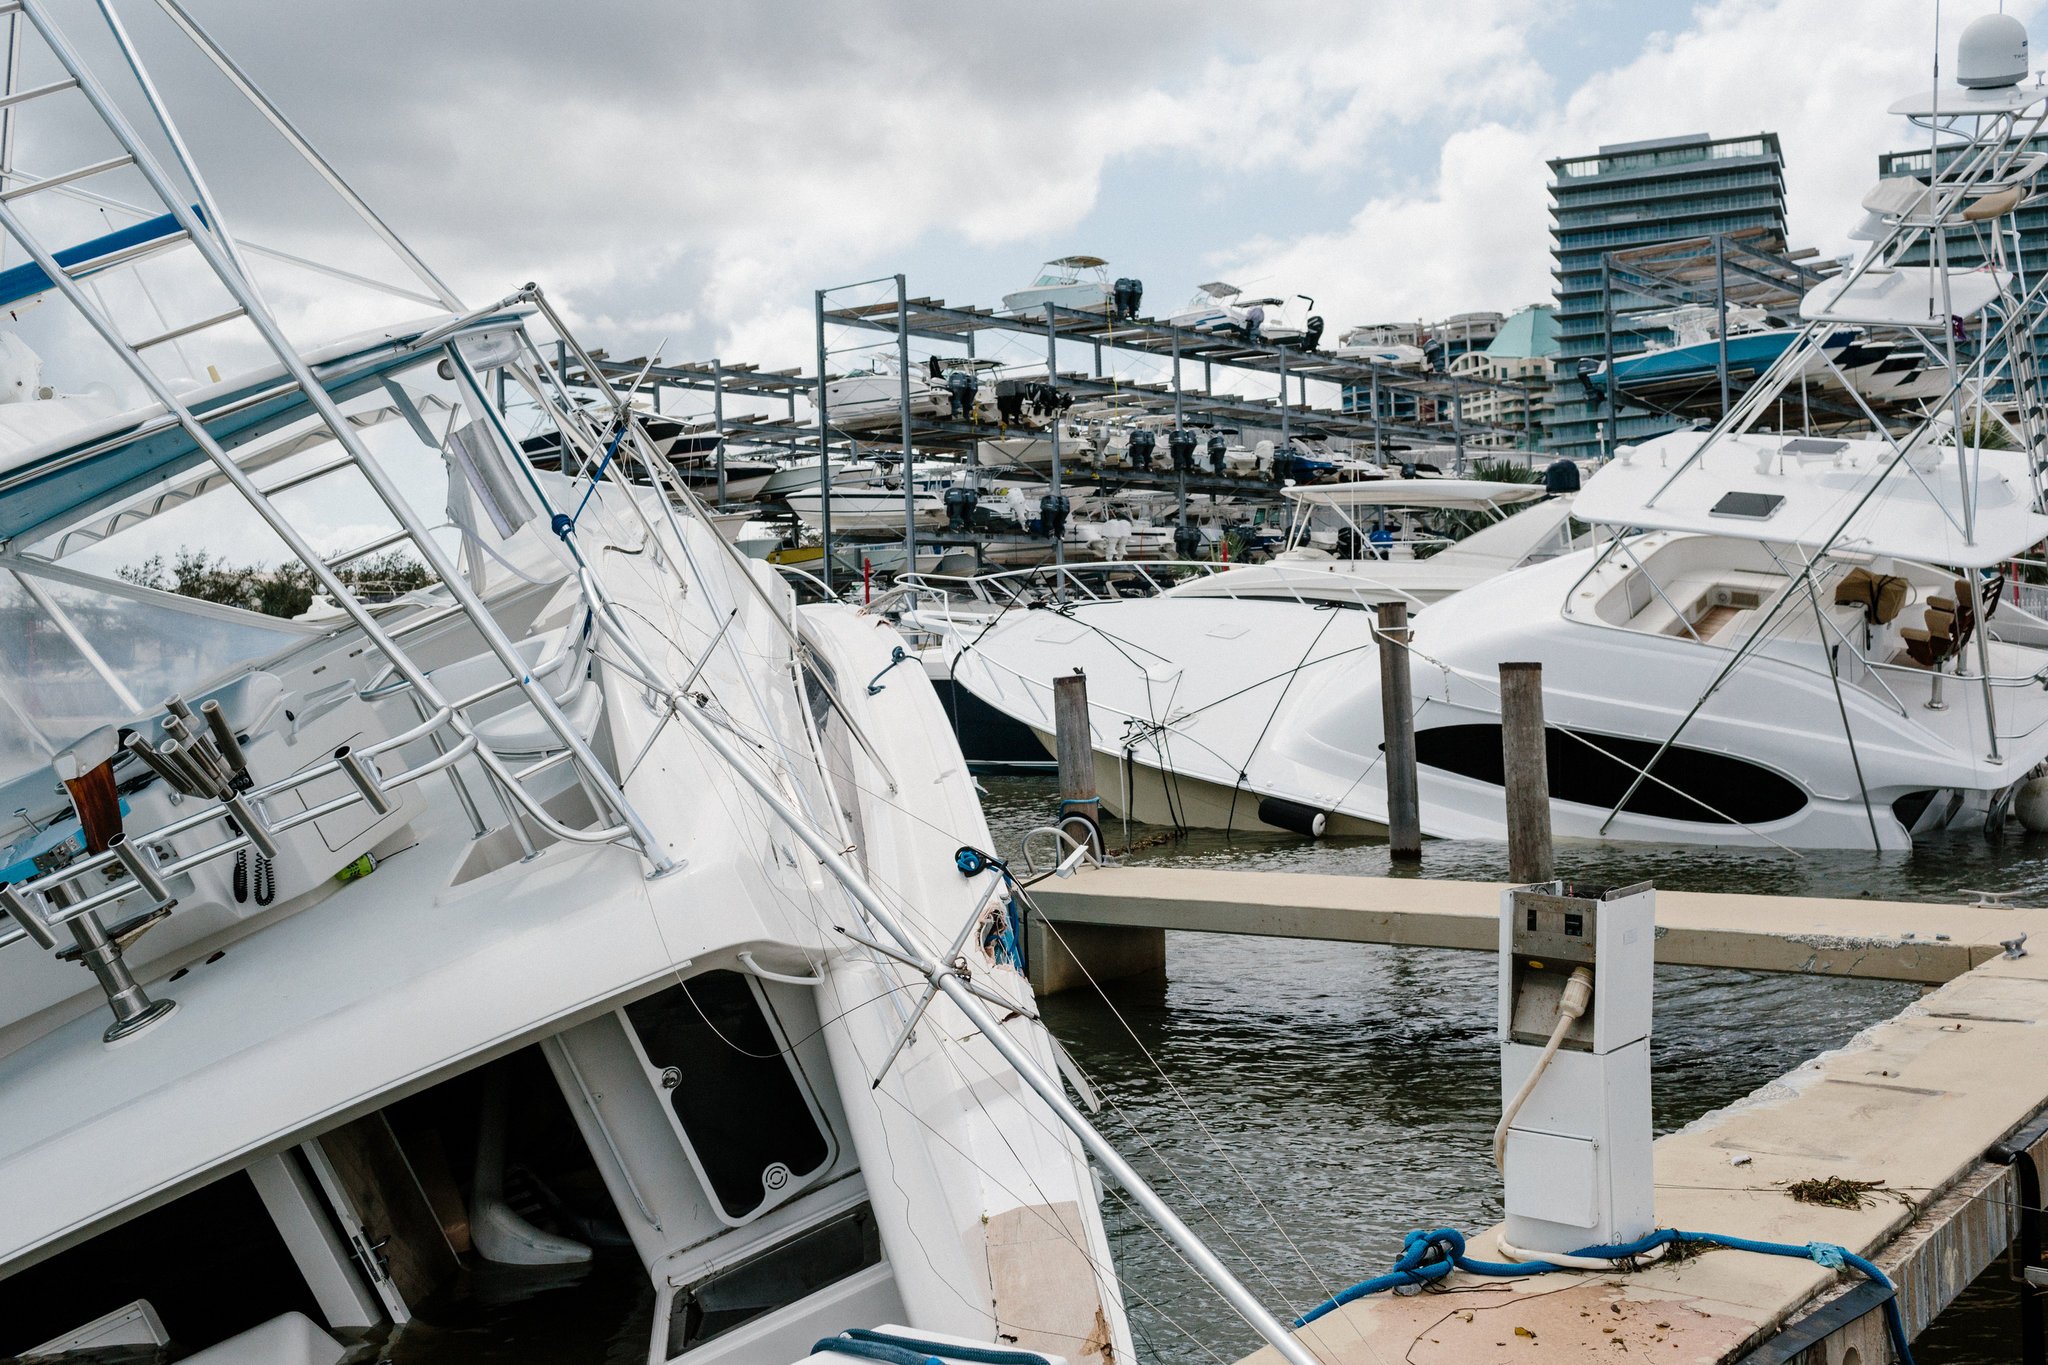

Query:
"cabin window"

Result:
[[1412, 723, 1806, 825], [665, 1203, 882, 1356], [623, 971, 835, 1223]]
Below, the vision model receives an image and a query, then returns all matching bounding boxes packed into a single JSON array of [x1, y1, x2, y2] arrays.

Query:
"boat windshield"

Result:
[[0, 557, 308, 785]]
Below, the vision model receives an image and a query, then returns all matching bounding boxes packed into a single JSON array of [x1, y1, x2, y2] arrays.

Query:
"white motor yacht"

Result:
[[1161, 478, 1576, 608], [0, 10, 1333, 1365], [947, 22, 2048, 850]]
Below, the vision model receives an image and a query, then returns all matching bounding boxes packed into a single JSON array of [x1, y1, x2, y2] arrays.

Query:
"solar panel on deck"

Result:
[[1710, 491, 1785, 519]]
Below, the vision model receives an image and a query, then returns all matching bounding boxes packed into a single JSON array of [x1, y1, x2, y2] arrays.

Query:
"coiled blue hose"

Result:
[[1295, 1226, 1912, 1364]]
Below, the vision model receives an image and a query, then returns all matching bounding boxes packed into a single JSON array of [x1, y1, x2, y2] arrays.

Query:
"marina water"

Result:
[[980, 778, 2039, 1365]]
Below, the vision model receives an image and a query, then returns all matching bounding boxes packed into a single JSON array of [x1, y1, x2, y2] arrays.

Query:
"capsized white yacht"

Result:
[[948, 16, 2048, 850], [0, 9, 1332, 1365]]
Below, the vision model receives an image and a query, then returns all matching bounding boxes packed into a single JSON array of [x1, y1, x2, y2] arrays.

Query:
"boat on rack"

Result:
[[999, 255, 1112, 314], [814, 354, 948, 431], [0, 10, 1339, 1365], [946, 32, 2048, 849], [1591, 302, 1949, 424]]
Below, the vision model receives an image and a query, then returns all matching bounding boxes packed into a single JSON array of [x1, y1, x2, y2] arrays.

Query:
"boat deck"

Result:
[[0, 796, 668, 1273]]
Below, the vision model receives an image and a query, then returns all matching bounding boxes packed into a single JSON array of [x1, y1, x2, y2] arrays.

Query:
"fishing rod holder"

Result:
[[33, 839, 177, 1043]]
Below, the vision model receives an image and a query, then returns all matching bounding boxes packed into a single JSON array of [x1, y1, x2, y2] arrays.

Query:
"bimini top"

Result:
[[0, 310, 526, 546], [1045, 255, 1108, 268], [1574, 428, 2048, 569], [1282, 478, 1553, 511]]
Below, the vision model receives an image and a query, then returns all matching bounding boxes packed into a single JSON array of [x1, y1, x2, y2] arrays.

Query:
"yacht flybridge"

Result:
[[949, 16, 2048, 851], [0, 7, 1333, 1365]]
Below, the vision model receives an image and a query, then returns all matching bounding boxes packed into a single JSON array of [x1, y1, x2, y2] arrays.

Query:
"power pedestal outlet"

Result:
[[1498, 880, 1655, 1255]]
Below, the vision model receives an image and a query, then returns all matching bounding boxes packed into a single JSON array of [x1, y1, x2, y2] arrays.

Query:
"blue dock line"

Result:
[[809, 1327, 1052, 1365], [1296, 1227, 1912, 1364]]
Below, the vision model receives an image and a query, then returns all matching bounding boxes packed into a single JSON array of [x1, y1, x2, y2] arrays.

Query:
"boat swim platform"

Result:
[[1024, 869, 2048, 1362]]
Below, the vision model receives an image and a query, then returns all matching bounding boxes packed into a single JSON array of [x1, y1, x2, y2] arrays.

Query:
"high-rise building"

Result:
[[1545, 132, 1789, 460], [1449, 304, 1560, 453]]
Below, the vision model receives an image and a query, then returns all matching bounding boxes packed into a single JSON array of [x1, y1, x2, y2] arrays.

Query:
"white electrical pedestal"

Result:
[[1499, 880, 1656, 1256]]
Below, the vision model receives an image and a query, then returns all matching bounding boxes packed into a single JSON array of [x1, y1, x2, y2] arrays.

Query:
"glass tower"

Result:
[[1545, 132, 1789, 460]]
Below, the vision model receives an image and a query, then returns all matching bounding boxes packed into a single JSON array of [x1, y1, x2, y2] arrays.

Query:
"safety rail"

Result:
[[0, 708, 490, 951]]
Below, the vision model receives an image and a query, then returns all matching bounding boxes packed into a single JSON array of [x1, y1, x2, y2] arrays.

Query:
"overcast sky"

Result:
[[25, 0, 2033, 384], [11, 0, 2048, 575]]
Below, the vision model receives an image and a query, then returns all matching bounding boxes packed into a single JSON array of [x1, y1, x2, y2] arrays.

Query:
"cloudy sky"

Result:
[[19, 0, 2032, 387]]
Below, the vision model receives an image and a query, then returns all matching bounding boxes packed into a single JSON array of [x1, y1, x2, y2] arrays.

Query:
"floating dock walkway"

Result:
[[1023, 867, 2048, 1363]]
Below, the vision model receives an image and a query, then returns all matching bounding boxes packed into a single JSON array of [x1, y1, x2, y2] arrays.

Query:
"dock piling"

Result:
[[1375, 601, 1420, 861], [1053, 670, 1101, 856], [1499, 661, 1553, 883]]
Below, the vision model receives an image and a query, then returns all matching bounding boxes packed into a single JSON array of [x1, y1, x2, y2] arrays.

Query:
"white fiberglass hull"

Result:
[[786, 489, 947, 534], [951, 544, 2048, 850]]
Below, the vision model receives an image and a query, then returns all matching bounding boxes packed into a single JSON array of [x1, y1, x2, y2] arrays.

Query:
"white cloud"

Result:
[[1218, 0, 2048, 327]]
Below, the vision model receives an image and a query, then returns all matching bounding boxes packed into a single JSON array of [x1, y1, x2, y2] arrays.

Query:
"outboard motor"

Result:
[[1113, 277, 1144, 321], [944, 484, 979, 532], [1302, 316, 1325, 352], [1207, 432, 1229, 475], [1544, 457, 1582, 494], [1172, 523, 1204, 560], [1039, 493, 1071, 539], [1168, 428, 1197, 473], [945, 367, 978, 420], [995, 378, 1025, 424], [1271, 446, 1296, 484], [1243, 303, 1265, 345], [1128, 427, 1157, 471]]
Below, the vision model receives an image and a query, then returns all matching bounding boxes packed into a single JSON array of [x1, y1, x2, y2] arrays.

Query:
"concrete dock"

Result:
[[1024, 867, 2040, 995], [1021, 867, 2048, 1362]]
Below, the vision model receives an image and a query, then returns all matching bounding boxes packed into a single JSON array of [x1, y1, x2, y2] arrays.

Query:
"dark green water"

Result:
[[976, 776, 2044, 1364]]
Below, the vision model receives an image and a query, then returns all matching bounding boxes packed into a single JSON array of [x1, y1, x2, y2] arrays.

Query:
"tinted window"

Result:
[[1412, 723, 1806, 825], [666, 1204, 881, 1355], [625, 972, 832, 1219]]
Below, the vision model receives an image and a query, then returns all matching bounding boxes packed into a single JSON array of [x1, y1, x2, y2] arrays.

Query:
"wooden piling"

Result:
[[1499, 661, 1553, 884], [1375, 601, 1421, 860], [1052, 671, 1101, 854]]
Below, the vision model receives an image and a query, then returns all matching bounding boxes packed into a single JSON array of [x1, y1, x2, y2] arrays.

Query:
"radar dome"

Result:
[[1959, 12, 2028, 89]]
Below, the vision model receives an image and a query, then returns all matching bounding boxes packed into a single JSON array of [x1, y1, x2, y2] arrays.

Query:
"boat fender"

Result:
[[1257, 796, 1327, 838]]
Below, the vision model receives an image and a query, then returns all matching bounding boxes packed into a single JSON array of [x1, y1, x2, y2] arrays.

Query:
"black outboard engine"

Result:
[[1544, 457, 1582, 494], [1271, 446, 1295, 483], [1172, 523, 1204, 560], [1168, 429, 1197, 473], [995, 378, 1024, 424], [1302, 316, 1325, 352], [1207, 432, 1229, 475], [944, 485, 978, 532], [1128, 427, 1156, 471], [1112, 277, 1144, 321], [1039, 493, 1070, 539], [946, 367, 978, 420]]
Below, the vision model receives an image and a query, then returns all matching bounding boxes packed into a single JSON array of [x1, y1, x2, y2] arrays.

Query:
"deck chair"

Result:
[[1902, 604, 1958, 668]]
